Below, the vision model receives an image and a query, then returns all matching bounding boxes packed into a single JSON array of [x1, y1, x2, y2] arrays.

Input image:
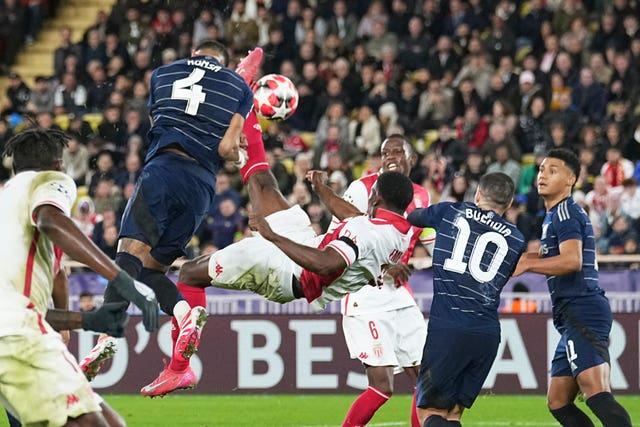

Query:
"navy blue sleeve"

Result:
[[407, 202, 451, 228], [237, 82, 254, 118], [147, 69, 157, 108], [553, 209, 583, 243]]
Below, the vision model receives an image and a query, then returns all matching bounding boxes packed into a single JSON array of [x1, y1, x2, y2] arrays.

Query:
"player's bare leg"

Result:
[[548, 376, 595, 426], [577, 364, 631, 426]]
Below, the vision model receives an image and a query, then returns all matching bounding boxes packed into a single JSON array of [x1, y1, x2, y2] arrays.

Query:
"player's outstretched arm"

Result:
[[307, 170, 362, 220], [249, 213, 348, 275], [35, 205, 159, 331], [45, 302, 130, 337]]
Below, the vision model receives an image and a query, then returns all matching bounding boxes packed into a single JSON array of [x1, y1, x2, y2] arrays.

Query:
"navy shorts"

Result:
[[551, 294, 612, 378], [417, 327, 500, 410], [119, 152, 216, 265]]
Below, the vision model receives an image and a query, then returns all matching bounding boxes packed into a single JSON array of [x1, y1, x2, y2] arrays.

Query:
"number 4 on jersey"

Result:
[[172, 68, 206, 115]]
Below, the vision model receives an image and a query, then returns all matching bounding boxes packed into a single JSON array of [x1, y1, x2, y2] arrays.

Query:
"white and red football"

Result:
[[253, 74, 299, 121]]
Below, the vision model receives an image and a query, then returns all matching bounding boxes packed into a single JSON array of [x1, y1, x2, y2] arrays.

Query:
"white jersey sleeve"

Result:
[[28, 171, 77, 225]]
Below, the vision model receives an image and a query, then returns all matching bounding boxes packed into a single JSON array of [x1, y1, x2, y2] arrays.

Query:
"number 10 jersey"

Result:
[[408, 201, 526, 335]]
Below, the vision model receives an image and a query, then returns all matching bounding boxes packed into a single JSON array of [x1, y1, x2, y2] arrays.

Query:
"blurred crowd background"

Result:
[[1, 0, 640, 265]]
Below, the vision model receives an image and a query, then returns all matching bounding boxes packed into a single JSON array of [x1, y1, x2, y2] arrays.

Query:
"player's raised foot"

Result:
[[79, 335, 118, 381], [175, 306, 208, 361], [140, 359, 198, 397], [235, 47, 263, 84]]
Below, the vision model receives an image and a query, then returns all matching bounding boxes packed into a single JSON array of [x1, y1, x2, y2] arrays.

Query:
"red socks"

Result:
[[240, 110, 269, 183], [169, 283, 206, 372], [411, 387, 420, 427], [342, 386, 390, 427]]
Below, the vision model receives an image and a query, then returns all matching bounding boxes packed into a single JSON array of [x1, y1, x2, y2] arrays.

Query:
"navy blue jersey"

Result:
[[540, 197, 602, 304], [408, 202, 525, 334], [146, 55, 254, 175]]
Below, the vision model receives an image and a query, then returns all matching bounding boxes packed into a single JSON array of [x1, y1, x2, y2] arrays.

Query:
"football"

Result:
[[253, 74, 299, 121]]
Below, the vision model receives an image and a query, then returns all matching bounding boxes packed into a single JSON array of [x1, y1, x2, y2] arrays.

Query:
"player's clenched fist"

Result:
[[248, 213, 276, 241]]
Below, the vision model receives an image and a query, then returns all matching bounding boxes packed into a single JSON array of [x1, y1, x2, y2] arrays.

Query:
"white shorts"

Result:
[[208, 205, 316, 303], [0, 315, 100, 426], [342, 305, 427, 368]]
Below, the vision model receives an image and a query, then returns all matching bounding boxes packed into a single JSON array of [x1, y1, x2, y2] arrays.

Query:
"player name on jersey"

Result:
[[465, 208, 512, 237], [186, 59, 222, 72]]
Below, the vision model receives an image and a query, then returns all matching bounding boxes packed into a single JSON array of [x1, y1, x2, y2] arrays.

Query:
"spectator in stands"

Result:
[[62, 135, 90, 186], [82, 28, 107, 69], [197, 196, 246, 251], [417, 78, 454, 130], [325, 0, 357, 46], [262, 25, 297, 75], [601, 146, 635, 187], [73, 197, 98, 238], [54, 72, 87, 116], [516, 95, 550, 155], [0, 0, 26, 66], [98, 105, 127, 151], [398, 15, 431, 71], [483, 14, 515, 64], [605, 215, 637, 255], [487, 143, 521, 186], [502, 282, 537, 313], [574, 146, 600, 194], [428, 35, 461, 80], [53, 26, 81, 78], [67, 113, 95, 144], [86, 63, 113, 113], [123, 108, 149, 146], [440, 171, 473, 203], [482, 121, 521, 164], [209, 171, 242, 217], [456, 105, 488, 151], [92, 177, 122, 215], [92, 209, 119, 258], [3, 72, 30, 115], [608, 52, 639, 106], [28, 76, 55, 114], [516, 70, 544, 115], [487, 98, 517, 134], [349, 104, 381, 161], [617, 178, 640, 227], [571, 68, 607, 125], [545, 91, 581, 146], [315, 101, 349, 148], [226, 0, 259, 54], [115, 152, 141, 189], [585, 175, 619, 239], [78, 291, 96, 312], [548, 120, 572, 152], [35, 111, 61, 131], [430, 123, 467, 170]]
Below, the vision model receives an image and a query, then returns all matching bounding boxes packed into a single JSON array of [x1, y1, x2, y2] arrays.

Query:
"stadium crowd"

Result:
[[1, 0, 640, 262]]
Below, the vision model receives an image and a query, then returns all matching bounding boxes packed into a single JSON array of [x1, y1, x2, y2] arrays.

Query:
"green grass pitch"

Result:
[[3, 394, 637, 426]]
